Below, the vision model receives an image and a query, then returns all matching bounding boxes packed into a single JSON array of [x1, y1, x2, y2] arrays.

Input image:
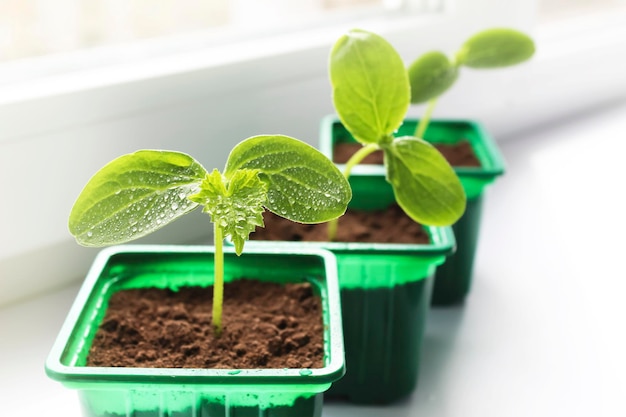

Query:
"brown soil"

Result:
[[434, 141, 481, 167], [334, 142, 385, 164], [87, 280, 324, 369], [333, 140, 481, 167], [252, 204, 430, 244]]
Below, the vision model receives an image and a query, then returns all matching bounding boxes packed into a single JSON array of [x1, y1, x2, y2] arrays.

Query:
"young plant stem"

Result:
[[414, 98, 438, 139], [212, 222, 224, 337], [327, 143, 380, 241]]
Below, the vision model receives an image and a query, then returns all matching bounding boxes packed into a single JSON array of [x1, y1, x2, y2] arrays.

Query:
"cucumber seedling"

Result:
[[327, 28, 466, 240], [69, 135, 352, 336]]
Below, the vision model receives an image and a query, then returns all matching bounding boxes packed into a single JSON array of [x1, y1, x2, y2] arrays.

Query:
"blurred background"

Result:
[[1, 0, 625, 304], [0, 0, 624, 61]]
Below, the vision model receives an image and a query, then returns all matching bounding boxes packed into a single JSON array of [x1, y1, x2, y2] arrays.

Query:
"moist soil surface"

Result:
[[87, 280, 324, 369], [252, 204, 430, 244], [333, 140, 481, 167]]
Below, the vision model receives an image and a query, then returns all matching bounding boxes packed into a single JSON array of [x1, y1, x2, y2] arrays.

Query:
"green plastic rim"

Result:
[[320, 114, 506, 199], [245, 224, 455, 289], [45, 245, 345, 389]]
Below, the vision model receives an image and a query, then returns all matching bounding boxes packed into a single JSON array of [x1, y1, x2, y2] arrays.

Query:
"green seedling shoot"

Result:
[[68, 135, 352, 336], [408, 27, 535, 138], [327, 28, 466, 240]]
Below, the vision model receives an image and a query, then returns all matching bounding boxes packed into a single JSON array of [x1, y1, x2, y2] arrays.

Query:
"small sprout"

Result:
[[326, 27, 535, 240], [69, 135, 352, 336], [408, 27, 536, 137], [327, 29, 466, 240]]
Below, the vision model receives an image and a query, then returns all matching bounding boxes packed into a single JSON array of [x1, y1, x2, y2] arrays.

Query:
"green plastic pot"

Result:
[[46, 245, 344, 417], [320, 115, 505, 305], [246, 191, 455, 403]]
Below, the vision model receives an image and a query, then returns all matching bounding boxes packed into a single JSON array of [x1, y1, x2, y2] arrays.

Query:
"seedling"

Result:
[[68, 135, 352, 336], [408, 27, 535, 138], [327, 29, 466, 240]]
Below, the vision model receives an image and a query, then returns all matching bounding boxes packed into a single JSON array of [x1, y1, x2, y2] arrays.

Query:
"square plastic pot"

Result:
[[245, 188, 455, 404], [320, 115, 505, 306], [46, 245, 345, 417]]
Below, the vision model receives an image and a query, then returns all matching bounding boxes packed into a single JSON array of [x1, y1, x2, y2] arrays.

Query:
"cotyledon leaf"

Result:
[[330, 28, 410, 145], [224, 135, 352, 223], [384, 137, 466, 226], [408, 51, 459, 104], [456, 28, 536, 69], [69, 150, 208, 246]]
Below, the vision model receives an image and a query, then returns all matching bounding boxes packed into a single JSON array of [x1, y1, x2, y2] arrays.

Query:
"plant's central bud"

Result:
[[189, 168, 268, 255]]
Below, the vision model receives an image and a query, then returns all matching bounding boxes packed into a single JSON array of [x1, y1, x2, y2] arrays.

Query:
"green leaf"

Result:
[[384, 137, 466, 226], [69, 150, 208, 246], [225, 135, 352, 223], [189, 169, 267, 255], [408, 51, 459, 104], [330, 28, 410, 144], [457, 28, 535, 69]]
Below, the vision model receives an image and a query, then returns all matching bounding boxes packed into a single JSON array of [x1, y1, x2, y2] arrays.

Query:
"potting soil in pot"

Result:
[[87, 280, 324, 369], [333, 140, 481, 167], [251, 204, 429, 244]]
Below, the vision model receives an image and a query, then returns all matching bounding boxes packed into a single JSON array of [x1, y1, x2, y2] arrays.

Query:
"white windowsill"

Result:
[[2, 99, 626, 415]]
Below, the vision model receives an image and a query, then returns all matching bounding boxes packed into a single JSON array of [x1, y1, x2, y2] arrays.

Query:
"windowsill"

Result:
[[3, 100, 626, 416]]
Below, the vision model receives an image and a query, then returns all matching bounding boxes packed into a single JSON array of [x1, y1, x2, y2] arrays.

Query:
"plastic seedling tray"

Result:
[[320, 115, 505, 306], [46, 245, 344, 417]]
